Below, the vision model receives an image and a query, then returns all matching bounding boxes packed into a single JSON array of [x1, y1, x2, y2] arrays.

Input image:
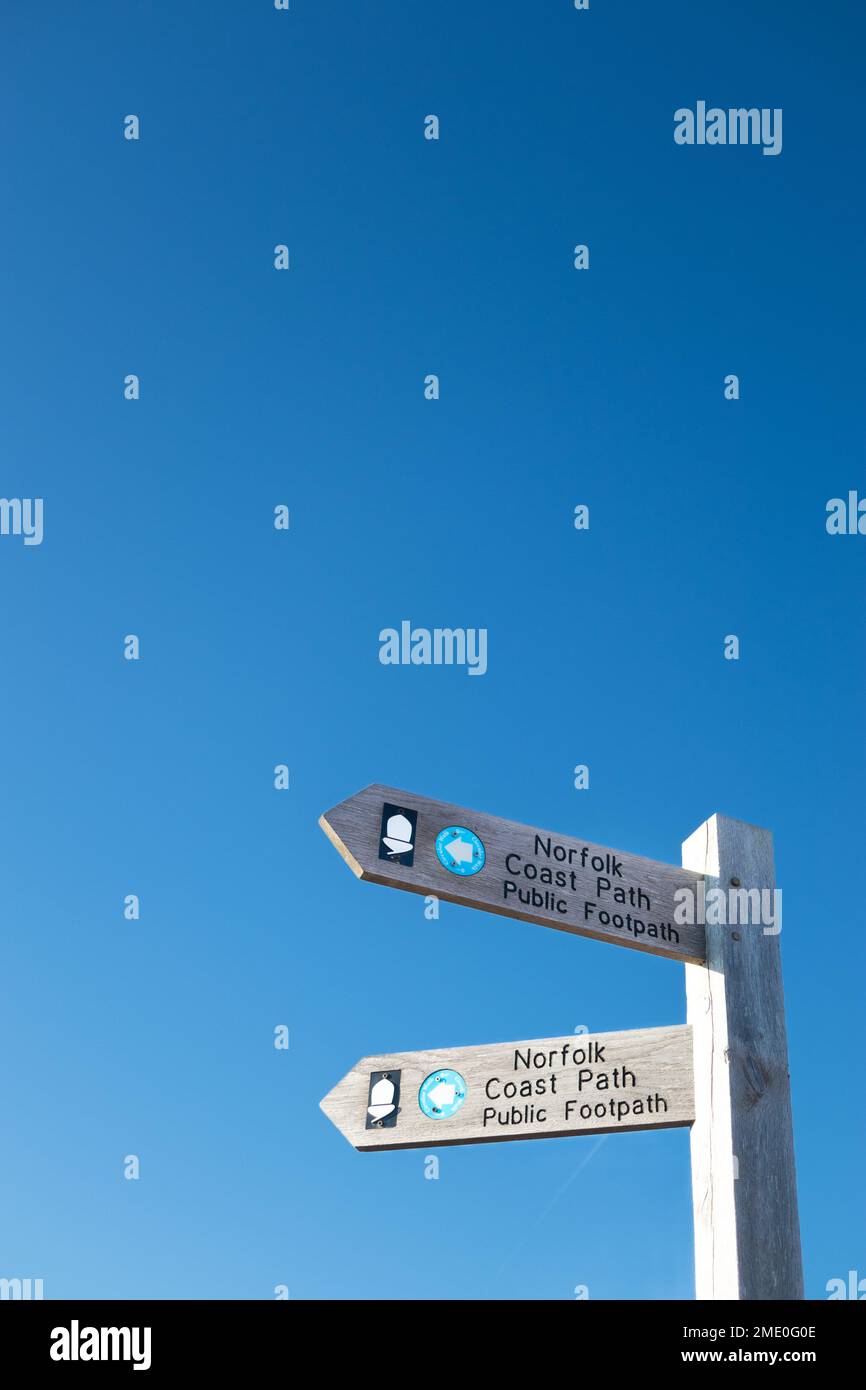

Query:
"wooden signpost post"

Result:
[[683, 815, 803, 1301], [319, 785, 803, 1301]]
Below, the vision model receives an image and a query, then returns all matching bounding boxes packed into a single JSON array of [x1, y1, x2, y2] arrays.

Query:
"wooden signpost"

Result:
[[683, 815, 803, 1301], [321, 1025, 694, 1152], [319, 787, 803, 1301], [320, 783, 707, 964]]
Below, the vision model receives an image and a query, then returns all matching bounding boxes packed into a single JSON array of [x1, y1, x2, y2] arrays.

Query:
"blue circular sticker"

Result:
[[419, 1070, 468, 1120], [435, 826, 486, 876]]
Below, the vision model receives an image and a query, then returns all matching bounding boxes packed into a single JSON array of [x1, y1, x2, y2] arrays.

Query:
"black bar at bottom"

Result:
[[0, 1298, 859, 1376]]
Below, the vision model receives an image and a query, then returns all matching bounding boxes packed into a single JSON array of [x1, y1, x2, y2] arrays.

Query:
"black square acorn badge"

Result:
[[378, 803, 418, 867]]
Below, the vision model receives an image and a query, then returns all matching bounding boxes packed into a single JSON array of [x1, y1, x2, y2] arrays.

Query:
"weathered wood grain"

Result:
[[683, 815, 803, 1300], [320, 783, 707, 964], [321, 1024, 695, 1151]]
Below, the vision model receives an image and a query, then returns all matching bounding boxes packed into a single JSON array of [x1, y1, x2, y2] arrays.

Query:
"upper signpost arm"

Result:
[[683, 814, 803, 1300]]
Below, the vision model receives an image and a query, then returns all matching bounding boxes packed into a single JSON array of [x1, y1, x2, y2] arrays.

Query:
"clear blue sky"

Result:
[[1, 0, 863, 1300]]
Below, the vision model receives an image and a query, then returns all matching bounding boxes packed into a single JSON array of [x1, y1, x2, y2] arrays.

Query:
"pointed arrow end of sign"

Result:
[[318, 1086, 339, 1125], [318, 809, 365, 879], [319, 1068, 363, 1149]]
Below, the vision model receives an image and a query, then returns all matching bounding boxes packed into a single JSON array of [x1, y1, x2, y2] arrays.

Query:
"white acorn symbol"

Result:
[[368, 1076, 396, 1123], [383, 813, 413, 857]]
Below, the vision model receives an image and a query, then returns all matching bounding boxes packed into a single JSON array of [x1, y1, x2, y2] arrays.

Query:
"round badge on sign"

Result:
[[435, 826, 486, 876], [419, 1070, 468, 1120]]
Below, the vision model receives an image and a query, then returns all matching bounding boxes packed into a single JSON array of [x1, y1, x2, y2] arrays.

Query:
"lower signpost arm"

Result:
[[683, 814, 804, 1300]]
